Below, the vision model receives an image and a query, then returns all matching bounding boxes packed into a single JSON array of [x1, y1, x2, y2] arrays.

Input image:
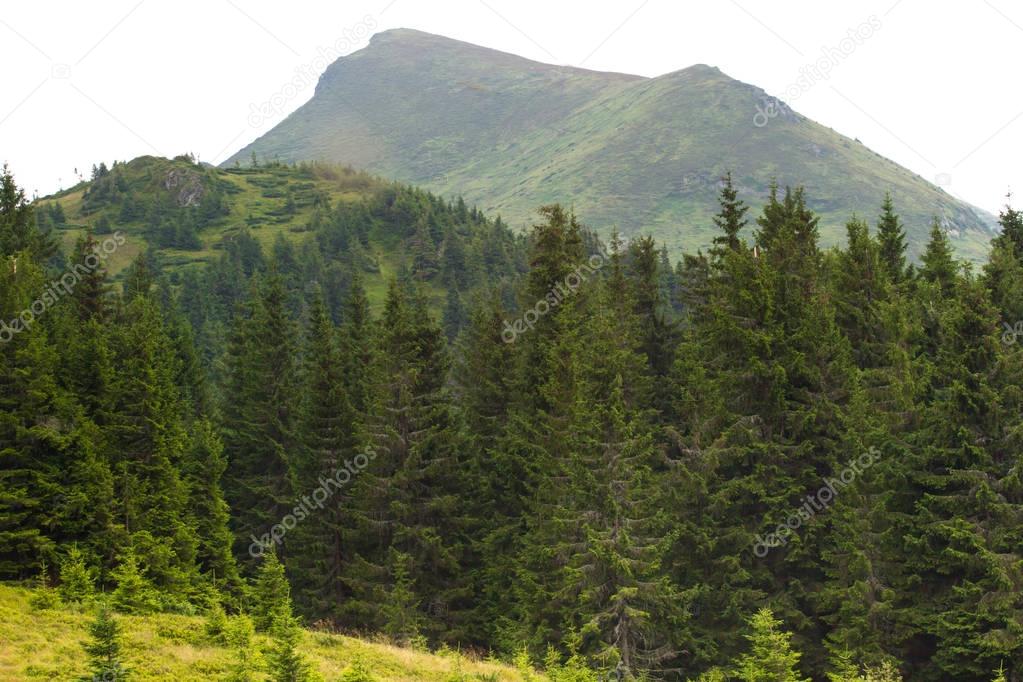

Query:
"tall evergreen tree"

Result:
[[710, 172, 748, 259], [876, 193, 907, 284], [341, 280, 470, 642], [920, 218, 958, 295], [288, 289, 361, 621], [221, 270, 297, 564]]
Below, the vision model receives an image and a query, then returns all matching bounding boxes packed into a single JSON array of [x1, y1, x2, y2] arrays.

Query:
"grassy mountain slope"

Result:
[[226, 28, 995, 260], [39, 155, 455, 308], [0, 585, 536, 681]]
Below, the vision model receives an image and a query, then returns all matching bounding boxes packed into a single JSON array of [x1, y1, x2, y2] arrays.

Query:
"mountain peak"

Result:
[[229, 31, 994, 260]]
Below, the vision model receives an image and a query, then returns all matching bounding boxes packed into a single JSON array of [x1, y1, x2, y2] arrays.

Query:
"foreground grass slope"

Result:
[[0, 585, 536, 681]]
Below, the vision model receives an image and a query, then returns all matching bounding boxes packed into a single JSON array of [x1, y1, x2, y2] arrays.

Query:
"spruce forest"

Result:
[[2, 153, 1023, 681]]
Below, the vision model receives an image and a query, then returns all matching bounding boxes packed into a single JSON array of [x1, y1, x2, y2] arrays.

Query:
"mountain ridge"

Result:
[[227, 28, 996, 260]]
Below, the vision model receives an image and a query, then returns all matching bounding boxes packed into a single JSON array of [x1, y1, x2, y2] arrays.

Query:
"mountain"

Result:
[[226, 28, 996, 260]]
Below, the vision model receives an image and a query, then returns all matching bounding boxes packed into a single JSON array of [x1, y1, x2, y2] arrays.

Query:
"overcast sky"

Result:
[[2, 0, 1022, 216]]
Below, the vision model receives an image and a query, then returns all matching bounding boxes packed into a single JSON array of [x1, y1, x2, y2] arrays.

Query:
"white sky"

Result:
[[2, 0, 1021, 216]]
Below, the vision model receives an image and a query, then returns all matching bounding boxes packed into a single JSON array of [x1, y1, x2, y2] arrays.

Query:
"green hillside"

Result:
[[0, 585, 539, 681], [37, 155, 523, 312], [226, 28, 995, 261]]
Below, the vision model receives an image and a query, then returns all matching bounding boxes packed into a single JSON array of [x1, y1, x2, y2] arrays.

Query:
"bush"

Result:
[[204, 601, 229, 644], [223, 615, 259, 681], [29, 562, 61, 611], [339, 658, 376, 682]]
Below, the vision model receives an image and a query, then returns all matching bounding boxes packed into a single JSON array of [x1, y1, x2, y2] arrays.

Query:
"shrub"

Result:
[[339, 658, 376, 682]]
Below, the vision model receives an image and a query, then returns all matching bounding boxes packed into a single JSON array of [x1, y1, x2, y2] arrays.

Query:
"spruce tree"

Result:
[[110, 547, 160, 614], [875, 193, 907, 283], [59, 545, 96, 604], [82, 603, 128, 681], [253, 548, 293, 632], [920, 218, 958, 295], [221, 271, 297, 563], [105, 296, 198, 593], [183, 419, 240, 596], [710, 172, 748, 259], [267, 611, 312, 682], [341, 280, 470, 643], [288, 289, 361, 621], [734, 608, 809, 682]]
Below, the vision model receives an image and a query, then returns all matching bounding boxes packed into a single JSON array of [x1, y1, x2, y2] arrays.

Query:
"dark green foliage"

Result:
[[287, 289, 361, 620], [221, 271, 297, 563], [1, 163, 55, 260], [920, 218, 958, 294], [710, 172, 748, 258], [340, 279, 471, 643], [876, 193, 907, 283], [5, 159, 1023, 681]]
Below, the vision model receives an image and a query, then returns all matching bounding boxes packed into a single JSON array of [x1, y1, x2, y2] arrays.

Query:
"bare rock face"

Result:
[[164, 168, 205, 207]]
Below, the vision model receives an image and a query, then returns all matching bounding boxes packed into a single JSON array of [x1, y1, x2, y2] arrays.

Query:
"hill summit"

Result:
[[227, 28, 995, 259]]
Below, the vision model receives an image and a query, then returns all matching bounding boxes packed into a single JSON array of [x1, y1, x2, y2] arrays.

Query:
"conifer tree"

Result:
[[734, 608, 808, 682], [221, 270, 297, 563], [82, 603, 128, 681], [990, 199, 1023, 258], [267, 611, 313, 682], [0, 246, 114, 579], [875, 193, 907, 283], [105, 296, 197, 591], [710, 172, 748, 259], [110, 546, 160, 614], [253, 548, 293, 632], [288, 289, 361, 621], [183, 419, 240, 595], [69, 232, 113, 323], [885, 277, 1023, 678], [629, 235, 678, 419], [59, 545, 96, 604], [341, 280, 470, 642], [0, 163, 54, 260], [920, 218, 957, 295]]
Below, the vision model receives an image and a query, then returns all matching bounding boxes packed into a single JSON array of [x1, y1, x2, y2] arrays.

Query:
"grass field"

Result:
[[0, 585, 540, 681]]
